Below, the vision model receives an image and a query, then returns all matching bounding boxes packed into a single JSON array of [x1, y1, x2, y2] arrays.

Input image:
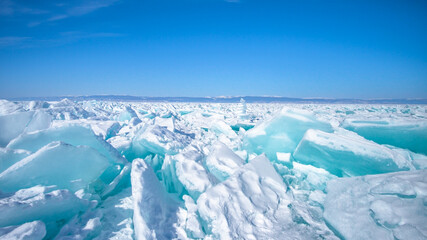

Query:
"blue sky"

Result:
[[0, 0, 426, 99]]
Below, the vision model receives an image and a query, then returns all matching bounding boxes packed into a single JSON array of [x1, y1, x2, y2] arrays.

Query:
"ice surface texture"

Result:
[[324, 170, 427, 239], [0, 99, 426, 239]]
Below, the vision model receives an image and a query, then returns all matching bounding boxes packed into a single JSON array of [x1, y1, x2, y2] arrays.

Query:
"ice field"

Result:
[[0, 98, 426, 240]]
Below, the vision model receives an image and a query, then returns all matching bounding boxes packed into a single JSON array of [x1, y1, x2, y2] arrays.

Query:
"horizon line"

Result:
[[3, 95, 427, 104]]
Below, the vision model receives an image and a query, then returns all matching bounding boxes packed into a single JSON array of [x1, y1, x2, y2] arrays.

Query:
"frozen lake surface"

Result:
[[0, 99, 426, 239]]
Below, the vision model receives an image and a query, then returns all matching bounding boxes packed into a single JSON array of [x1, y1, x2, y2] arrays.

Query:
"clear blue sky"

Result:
[[1, 0, 426, 99]]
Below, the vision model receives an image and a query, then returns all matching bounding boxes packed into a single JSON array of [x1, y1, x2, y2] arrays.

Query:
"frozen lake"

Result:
[[0, 99, 426, 239]]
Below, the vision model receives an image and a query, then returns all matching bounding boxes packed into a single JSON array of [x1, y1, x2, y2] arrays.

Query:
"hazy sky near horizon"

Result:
[[0, 0, 426, 99]]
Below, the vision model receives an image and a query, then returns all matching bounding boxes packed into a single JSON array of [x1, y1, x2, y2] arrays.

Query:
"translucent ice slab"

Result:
[[244, 108, 332, 161], [293, 129, 415, 177], [0, 142, 111, 192], [342, 118, 427, 155]]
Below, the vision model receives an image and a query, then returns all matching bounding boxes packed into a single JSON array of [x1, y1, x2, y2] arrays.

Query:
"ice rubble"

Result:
[[0, 99, 426, 239], [56, 187, 134, 240], [0, 185, 88, 238], [197, 155, 337, 239], [131, 124, 192, 158], [46, 99, 95, 120]]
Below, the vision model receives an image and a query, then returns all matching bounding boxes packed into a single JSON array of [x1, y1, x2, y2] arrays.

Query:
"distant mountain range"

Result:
[[7, 95, 427, 104]]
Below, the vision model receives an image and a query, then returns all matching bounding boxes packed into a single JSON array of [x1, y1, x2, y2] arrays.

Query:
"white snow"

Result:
[[276, 152, 291, 163]]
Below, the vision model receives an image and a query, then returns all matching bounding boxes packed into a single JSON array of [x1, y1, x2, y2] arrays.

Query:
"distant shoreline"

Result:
[[4, 95, 427, 104]]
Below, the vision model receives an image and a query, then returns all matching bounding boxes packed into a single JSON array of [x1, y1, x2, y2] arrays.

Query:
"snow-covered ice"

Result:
[[324, 169, 427, 239], [0, 221, 46, 240], [0, 99, 426, 239]]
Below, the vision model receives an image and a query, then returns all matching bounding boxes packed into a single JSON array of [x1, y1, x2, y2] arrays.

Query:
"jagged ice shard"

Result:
[[0, 99, 426, 239]]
